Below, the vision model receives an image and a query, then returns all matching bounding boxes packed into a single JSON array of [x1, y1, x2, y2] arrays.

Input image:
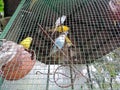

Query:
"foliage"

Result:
[[0, 0, 4, 12]]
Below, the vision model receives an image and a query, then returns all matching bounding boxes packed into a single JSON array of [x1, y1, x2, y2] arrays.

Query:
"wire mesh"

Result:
[[0, 0, 120, 90]]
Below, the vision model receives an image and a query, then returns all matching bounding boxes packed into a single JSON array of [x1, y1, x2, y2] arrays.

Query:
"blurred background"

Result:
[[0, 0, 21, 33]]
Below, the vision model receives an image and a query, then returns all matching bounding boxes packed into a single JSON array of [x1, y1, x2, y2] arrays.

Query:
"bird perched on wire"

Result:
[[20, 37, 32, 49], [48, 25, 73, 47], [50, 32, 68, 56]]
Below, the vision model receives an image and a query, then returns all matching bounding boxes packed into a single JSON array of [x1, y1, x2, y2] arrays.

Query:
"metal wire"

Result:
[[0, 0, 120, 90]]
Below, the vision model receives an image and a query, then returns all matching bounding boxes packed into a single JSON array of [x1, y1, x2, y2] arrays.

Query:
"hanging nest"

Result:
[[0, 40, 36, 80]]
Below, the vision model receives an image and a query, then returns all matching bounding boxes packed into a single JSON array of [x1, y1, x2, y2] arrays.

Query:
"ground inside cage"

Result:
[[1, 59, 120, 90]]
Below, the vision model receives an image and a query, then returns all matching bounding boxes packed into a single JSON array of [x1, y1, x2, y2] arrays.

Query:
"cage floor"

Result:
[[0, 0, 120, 90]]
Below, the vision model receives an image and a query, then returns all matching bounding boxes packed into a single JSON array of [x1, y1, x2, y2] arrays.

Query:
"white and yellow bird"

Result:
[[50, 32, 68, 56], [20, 37, 32, 49]]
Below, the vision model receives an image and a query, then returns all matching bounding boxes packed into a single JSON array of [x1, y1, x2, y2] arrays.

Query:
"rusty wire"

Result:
[[37, 24, 89, 88]]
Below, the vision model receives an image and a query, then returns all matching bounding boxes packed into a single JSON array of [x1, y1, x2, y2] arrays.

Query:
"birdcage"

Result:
[[0, 0, 120, 90]]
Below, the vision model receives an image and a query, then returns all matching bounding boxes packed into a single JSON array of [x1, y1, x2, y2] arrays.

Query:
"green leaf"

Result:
[[0, 0, 4, 12]]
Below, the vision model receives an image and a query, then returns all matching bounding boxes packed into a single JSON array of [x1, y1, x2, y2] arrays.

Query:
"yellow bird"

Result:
[[65, 36, 73, 47], [20, 37, 32, 49], [56, 25, 70, 32], [48, 25, 69, 33]]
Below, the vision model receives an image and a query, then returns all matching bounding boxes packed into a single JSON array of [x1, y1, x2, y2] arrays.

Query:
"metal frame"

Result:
[[0, 0, 26, 39]]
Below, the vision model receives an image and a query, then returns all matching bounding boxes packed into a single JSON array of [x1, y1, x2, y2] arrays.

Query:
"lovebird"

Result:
[[50, 32, 68, 56], [20, 37, 32, 49]]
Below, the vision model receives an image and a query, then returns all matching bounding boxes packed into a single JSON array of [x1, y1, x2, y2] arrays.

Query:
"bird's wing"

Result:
[[55, 15, 66, 27], [51, 36, 65, 53], [54, 35, 65, 48]]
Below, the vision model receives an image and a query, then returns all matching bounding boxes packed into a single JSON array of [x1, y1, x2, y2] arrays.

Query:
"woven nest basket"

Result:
[[0, 41, 36, 80]]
